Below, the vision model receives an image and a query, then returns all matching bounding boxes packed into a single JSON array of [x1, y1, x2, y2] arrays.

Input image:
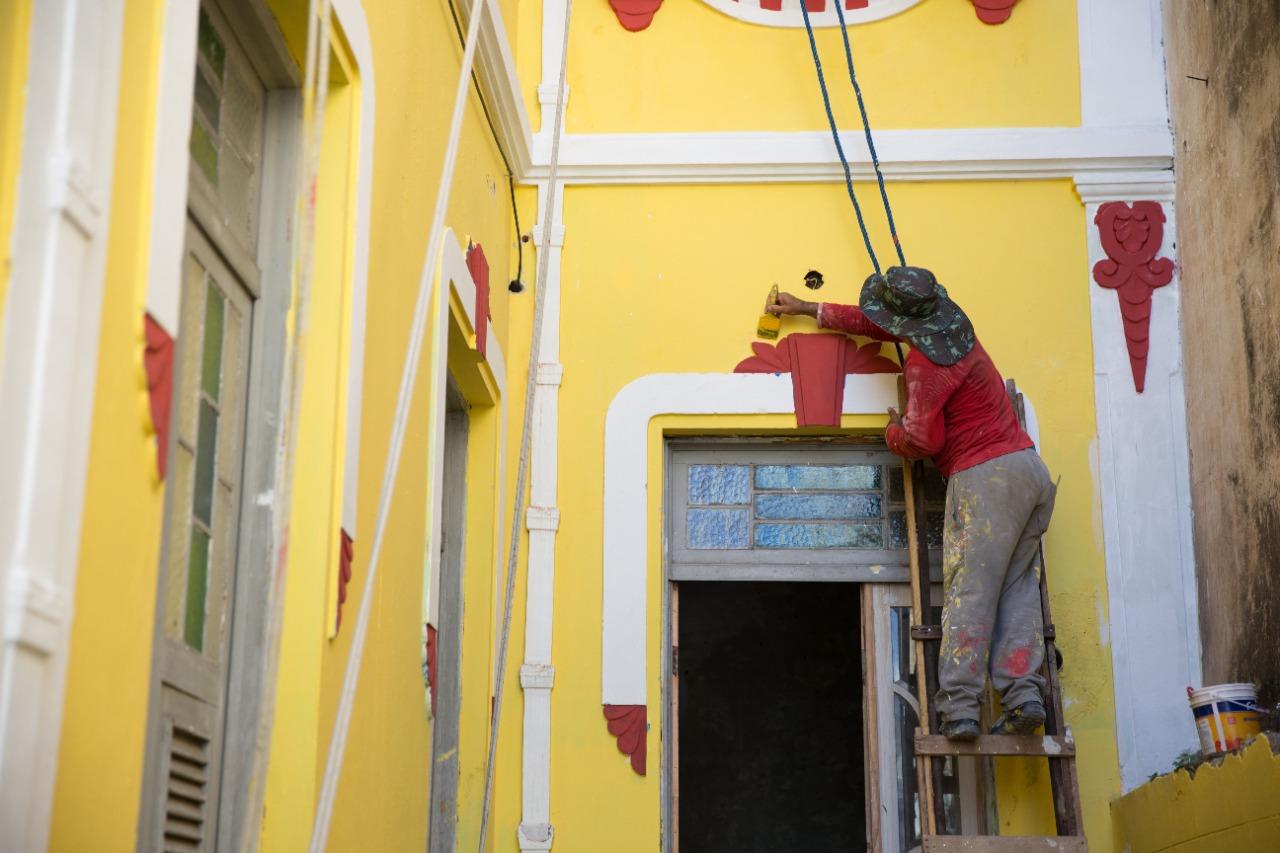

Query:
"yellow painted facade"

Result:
[[3, 1, 1244, 852]]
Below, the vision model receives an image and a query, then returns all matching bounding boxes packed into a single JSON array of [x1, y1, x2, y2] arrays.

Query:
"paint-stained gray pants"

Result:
[[935, 448, 1057, 722]]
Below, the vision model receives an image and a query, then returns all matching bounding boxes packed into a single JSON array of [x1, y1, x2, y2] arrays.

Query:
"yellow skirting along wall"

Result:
[[1112, 739, 1280, 852]]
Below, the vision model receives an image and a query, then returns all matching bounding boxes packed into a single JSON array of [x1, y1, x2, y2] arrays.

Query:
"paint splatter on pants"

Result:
[[936, 448, 1057, 722]]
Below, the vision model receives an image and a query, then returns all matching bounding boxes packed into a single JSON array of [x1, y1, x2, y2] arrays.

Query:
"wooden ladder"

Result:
[[903, 379, 1087, 852]]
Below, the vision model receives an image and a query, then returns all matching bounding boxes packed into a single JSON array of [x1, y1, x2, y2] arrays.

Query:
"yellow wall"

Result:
[[501, 179, 1120, 849], [49, 0, 166, 848], [52, 0, 519, 849], [0, 0, 33, 359], [561, 0, 1080, 133], [1113, 738, 1280, 852]]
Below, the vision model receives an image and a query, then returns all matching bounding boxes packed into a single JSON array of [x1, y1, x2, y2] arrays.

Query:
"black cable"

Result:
[[444, 0, 524, 291]]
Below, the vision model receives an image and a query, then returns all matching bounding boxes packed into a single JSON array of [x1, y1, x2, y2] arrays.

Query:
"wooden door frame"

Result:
[[135, 1, 299, 849]]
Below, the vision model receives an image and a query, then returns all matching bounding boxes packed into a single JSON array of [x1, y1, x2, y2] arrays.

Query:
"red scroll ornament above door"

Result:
[[735, 333, 900, 427]]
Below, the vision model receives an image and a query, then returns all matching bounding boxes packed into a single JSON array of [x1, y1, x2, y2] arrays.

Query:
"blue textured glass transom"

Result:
[[754, 493, 882, 520], [688, 465, 751, 505], [754, 523, 884, 549], [755, 464, 881, 491], [687, 508, 751, 549]]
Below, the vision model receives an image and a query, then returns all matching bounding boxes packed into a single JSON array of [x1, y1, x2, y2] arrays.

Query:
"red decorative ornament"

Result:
[[735, 333, 900, 427], [603, 704, 647, 775], [609, 0, 663, 31], [1092, 201, 1175, 393], [144, 313, 175, 480], [969, 0, 1018, 25], [466, 242, 491, 357], [425, 623, 439, 716], [336, 528, 354, 631]]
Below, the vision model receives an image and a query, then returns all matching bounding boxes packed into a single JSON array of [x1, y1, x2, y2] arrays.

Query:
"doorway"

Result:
[[676, 581, 865, 853]]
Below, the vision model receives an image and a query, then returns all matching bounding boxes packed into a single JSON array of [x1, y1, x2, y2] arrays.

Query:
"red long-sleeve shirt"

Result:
[[818, 303, 1033, 477]]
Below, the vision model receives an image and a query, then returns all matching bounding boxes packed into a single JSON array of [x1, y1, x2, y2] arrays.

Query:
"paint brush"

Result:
[[757, 284, 782, 340]]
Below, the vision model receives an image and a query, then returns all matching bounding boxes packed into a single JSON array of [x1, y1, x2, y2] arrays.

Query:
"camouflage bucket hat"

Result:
[[858, 266, 976, 366]]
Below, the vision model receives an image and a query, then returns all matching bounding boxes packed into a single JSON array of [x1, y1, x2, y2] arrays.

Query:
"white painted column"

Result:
[[0, 0, 126, 849], [518, 181, 565, 852], [1076, 173, 1201, 791]]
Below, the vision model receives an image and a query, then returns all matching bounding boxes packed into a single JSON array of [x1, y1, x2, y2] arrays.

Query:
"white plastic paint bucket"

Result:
[[1187, 683, 1262, 753]]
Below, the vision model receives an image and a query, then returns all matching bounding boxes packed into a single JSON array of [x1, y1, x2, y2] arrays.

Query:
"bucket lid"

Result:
[[1188, 682, 1259, 706]]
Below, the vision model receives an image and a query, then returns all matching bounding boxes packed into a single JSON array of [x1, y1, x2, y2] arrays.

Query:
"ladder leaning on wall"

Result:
[[903, 379, 1088, 852]]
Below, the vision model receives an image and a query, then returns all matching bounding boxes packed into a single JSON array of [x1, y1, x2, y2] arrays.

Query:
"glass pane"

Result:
[[889, 467, 905, 503], [164, 446, 195, 640], [755, 492, 882, 520], [193, 400, 219, 526], [193, 66, 220, 132], [887, 510, 945, 549], [755, 464, 881, 491], [924, 469, 947, 504], [201, 283, 225, 401], [190, 120, 218, 183], [688, 465, 750, 505], [927, 511, 945, 548], [197, 8, 226, 81], [687, 508, 750, 549], [754, 523, 883, 549], [889, 510, 908, 548], [184, 527, 210, 651]]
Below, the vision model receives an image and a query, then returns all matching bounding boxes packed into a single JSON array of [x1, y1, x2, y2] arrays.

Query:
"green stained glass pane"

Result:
[[193, 399, 219, 526], [193, 66, 220, 132], [197, 8, 225, 81], [755, 464, 881, 491], [190, 120, 218, 183], [201, 283, 224, 400], [184, 527, 210, 650], [754, 523, 883, 549]]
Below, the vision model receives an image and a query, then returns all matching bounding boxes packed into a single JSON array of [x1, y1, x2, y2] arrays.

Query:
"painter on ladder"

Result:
[[770, 266, 1057, 740]]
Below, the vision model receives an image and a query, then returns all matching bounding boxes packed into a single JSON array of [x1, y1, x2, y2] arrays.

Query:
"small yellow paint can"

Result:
[[1188, 683, 1262, 753]]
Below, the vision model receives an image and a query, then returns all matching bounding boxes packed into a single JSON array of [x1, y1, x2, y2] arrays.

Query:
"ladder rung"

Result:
[[915, 733, 1075, 757], [922, 836, 1088, 852], [911, 624, 1056, 641]]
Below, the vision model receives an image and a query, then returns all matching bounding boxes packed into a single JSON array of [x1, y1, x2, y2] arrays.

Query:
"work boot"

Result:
[[990, 700, 1046, 735], [939, 718, 980, 741]]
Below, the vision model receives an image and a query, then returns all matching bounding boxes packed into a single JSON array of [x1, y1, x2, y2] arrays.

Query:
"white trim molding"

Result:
[[528, 126, 1174, 185], [0, 0, 126, 849], [518, 181, 565, 852], [1081, 194, 1201, 791], [600, 372, 899, 706], [700, 0, 924, 28]]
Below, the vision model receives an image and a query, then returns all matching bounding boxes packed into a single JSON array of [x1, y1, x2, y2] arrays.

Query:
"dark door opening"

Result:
[[676, 581, 866, 853]]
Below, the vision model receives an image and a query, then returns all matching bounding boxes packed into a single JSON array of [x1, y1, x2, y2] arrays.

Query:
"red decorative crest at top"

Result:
[[735, 332, 899, 427], [610, 0, 664, 31], [969, 0, 1019, 24], [1092, 202, 1175, 393]]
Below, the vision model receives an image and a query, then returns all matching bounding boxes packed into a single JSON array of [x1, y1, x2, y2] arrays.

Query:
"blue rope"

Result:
[[831, 0, 906, 267], [798, 0, 881, 276]]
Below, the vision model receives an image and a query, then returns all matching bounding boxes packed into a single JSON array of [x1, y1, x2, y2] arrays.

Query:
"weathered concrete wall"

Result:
[[1164, 0, 1280, 704]]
